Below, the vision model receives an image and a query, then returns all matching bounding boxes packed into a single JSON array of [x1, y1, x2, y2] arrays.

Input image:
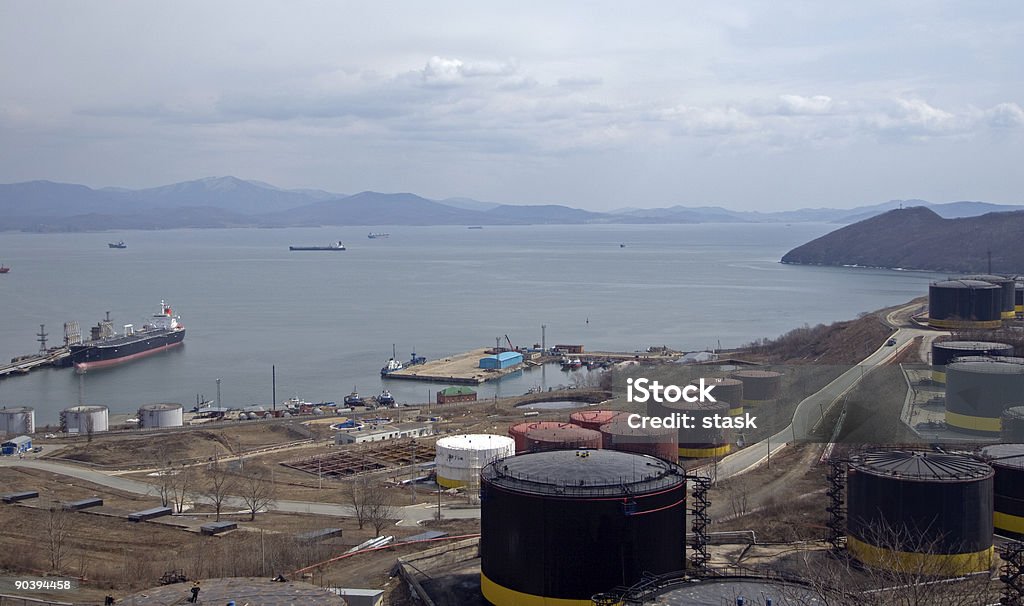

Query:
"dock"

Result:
[[0, 347, 70, 379], [384, 348, 524, 384]]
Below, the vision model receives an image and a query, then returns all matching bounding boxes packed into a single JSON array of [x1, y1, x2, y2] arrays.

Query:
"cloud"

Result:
[[984, 102, 1024, 128], [776, 94, 834, 115], [420, 56, 517, 87]]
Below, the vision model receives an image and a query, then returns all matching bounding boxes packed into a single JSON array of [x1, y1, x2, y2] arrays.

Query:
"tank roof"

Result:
[[654, 577, 824, 603], [981, 444, 1024, 470], [947, 357, 1024, 374], [692, 377, 743, 386], [600, 418, 676, 437], [1004, 406, 1024, 419], [62, 405, 108, 413], [850, 450, 992, 481], [523, 426, 601, 442], [569, 410, 624, 423], [934, 341, 1013, 351], [139, 402, 182, 411], [731, 370, 783, 378], [0, 406, 34, 414], [436, 434, 513, 451], [656, 399, 730, 413], [958, 274, 1013, 283], [931, 279, 1000, 289], [482, 449, 684, 497]]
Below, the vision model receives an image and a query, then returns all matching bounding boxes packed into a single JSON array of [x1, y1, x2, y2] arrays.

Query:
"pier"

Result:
[[0, 347, 70, 379]]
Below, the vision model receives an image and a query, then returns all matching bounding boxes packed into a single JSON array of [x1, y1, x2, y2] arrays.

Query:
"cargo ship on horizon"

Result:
[[66, 301, 186, 370]]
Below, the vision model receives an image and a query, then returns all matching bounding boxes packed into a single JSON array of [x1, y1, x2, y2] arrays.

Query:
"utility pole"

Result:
[[216, 378, 222, 408], [272, 365, 276, 411], [541, 324, 546, 352]]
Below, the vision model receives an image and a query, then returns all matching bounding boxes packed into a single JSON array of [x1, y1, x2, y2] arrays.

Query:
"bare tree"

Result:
[[364, 481, 399, 535], [239, 469, 276, 521], [45, 506, 73, 573], [84, 412, 95, 443], [201, 463, 236, 521], [346, 477, 369, 530]]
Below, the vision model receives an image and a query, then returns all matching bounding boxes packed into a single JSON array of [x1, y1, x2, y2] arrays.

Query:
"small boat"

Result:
[[467, 226, 483, 229], [367, 232, 390, 239], [343, 388, 365, 406], [0, 265, 8, 274], [380, 344, 404, 376], [108, 241, 126, 249], [561, 357, 583, 370], [377, 390, 396, 406], [289, 241, 346, 251]]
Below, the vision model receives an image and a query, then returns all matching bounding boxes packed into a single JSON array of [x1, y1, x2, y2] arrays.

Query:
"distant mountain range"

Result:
[[781, 206, 1024, 274], [1, 177, 1022, 232]]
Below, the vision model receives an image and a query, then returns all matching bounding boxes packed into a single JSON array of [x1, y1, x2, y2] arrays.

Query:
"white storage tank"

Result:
[[0, 406, 35, 435], [435, 434, 515, 489], [61, 405, 109, 434], [138, 403, 183, 428]]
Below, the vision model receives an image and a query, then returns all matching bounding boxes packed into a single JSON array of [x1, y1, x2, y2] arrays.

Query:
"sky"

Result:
[[1, 1, 1022, 211]]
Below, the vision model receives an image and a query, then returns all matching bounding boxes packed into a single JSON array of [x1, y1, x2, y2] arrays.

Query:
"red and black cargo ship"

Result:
[[65, 301, 185, 370]]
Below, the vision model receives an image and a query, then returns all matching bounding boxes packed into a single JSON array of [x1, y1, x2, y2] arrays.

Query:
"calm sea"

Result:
[[0, 224, 936, 424]]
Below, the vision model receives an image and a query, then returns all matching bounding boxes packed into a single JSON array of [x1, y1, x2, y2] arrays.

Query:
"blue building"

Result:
[[480, 351, 524, 370], [1, 435, 32, 456]]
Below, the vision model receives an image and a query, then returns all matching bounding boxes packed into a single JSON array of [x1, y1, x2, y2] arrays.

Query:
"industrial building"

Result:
[[478, 351, 523, 370], [928, 279, 1003, 329], [959, 274, 1017, 320], [434, 434, 514, 488], [60, 405, 109, 434], [980, 443, 1024, 540], [944, 356, 1024, 434], [930, 340, 1014, 383], [138, 402, 183, 428], [479, 449, 687, 605], [436, 386, 477, 404], [334, 422, 434, 445], [846, 450, 993, 575], [1, 435, 31, 456], [0, 406, 35, 436]]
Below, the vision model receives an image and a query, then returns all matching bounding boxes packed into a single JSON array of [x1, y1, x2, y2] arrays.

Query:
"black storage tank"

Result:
[[480, 449, 687, 605], [847, 450, 993, 575], [730, 370, 783, 403], [691, 377, 744, 415], [930, 340, 1014, 383], [928, 279, 1002, 329], [959, 274, 1017, 320], [945, 356, 1024, 435], [648, 398, 731, 459], [980, 444, 1024, 539]]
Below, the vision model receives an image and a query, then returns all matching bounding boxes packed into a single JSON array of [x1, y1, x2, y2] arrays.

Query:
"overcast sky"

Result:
[[1, 2, 1022, 211]]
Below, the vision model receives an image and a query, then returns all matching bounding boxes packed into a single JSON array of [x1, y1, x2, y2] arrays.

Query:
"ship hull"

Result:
[[70, 328, 185, 370]]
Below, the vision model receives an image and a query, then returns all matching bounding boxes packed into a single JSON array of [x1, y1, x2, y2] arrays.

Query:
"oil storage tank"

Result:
[[928, 279, 1002, 329], [480, 449, 687, 605], [599, 417, 678, 462], [960, 274, 1017, 320], [1016, 278, 1023, 315], [980, 444, 1024, 539], [569, 409, 624, 432], [60, 405, 109, 434], [730, 370, 782, 404], [649, 398, 731, 459], [508, 421, 579, 454], [0, 406, 35, 435], [692, 377, 743, 415], [846, 450, 993, 575], [1003, 407, 1024, 442], [522, 425, 602, 453], [435, 434, 514, 489], [931, 341, 1014, 383], [945, 356, 1024, 435], [138, 403, 183, 428]]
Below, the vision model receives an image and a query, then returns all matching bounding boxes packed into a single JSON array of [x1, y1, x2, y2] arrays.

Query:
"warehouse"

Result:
[[1, 435, 32, 456], [479, 351, 523, 370], [436, 386, 477, 404], [334, 422, 434, 445]]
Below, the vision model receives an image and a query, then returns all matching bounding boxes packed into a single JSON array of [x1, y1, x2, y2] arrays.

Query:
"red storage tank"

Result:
[[523, 425, 602, 453], [569, 410, 625, 432], [509, 421, 578, 454]]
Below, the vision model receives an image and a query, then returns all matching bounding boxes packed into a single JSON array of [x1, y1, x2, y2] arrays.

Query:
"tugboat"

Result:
[[380, 344, 404, 376], [367, 232, 390, 239], [108, 241, 127, 249], [377, 390, 396, 407], [343, 388, 365, 407], [0, 265, 9, 274]]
